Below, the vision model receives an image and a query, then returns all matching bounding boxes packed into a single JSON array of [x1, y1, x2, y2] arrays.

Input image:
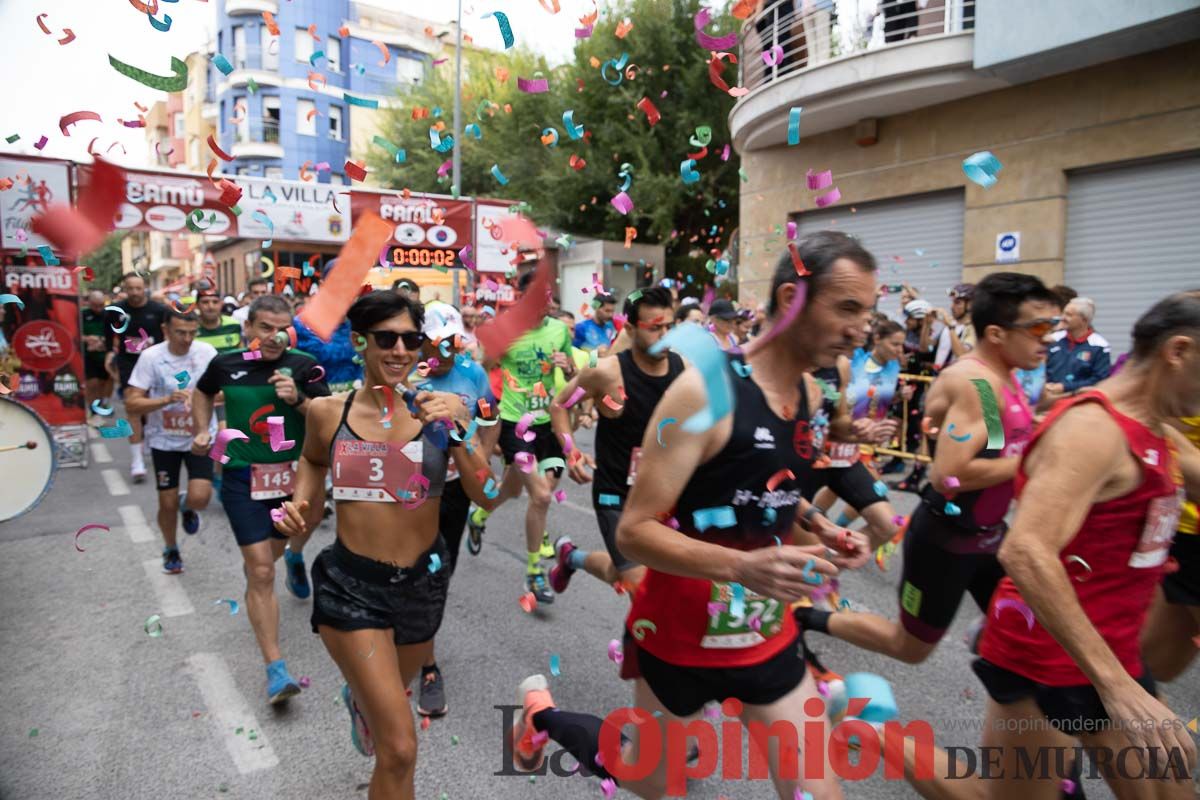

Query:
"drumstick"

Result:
[[0, 440, 38, 453]]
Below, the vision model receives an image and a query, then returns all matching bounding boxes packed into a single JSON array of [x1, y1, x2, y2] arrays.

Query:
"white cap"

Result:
[[904, 299, 932, 319], [422, 302, 465, 341]]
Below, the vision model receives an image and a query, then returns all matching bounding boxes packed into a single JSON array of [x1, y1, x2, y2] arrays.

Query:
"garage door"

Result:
[[1065, 155, 1200, 356], [795, 190, 965, 321]]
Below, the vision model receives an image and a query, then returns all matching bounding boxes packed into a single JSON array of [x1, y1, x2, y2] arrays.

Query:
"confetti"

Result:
[[429, 553, 442, 573], [90, 400, 114, 416], [108, 54, 188, 92], [298, 213, 391, 341], [630, 618, 657, 641], [144, 615, 164, 637], [74, 523, 110, 553], [766, 469, 795, 492], [656, 417, 676, 446], [806, 169, 833, 190], [680, 159, 701, 185], [563, 110, 584, 140], [58, 110, 102, 137], [519, 592, 537, 613], [994, 598, 1035, 630], [969, 379, 1006, 449], [649, 323, 733, 432], [490, 164, 509, 185], [762, 45, 784, 66], [610, 191, 634, 214], [635, 96, 661, 126], [211, 53, 233, 75], [598, 493, 621, 507], [694, 8, 737, 50], [962, 151, 1002, 188], [0, 294, 24, 310], [209, 428, 250, 464], [98, 419, 133, 439], [266, 416, 295, 453], [693, 505, 736, 532], [343, 92, 379, 109], [787, 107, 803, 145], [944, 502, 962, 516], [549, 654, 561, 676], [814, 188, 841, 208], [213, 599, 240, 615]]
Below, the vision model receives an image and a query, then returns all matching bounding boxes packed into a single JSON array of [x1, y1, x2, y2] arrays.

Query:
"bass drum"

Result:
[[0, 398, 57, 522]]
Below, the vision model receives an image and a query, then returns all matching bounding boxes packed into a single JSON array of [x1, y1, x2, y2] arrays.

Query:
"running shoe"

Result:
[[266, 659, 301, 704], [549, 536, 577, 594], [131, 465, 147, 484], [508, 674, 556, 772], [284, 547, 310, 600], [341, 684, 375, 756], [539, 531, 555, 560], [162, 547, 183, 575], [525, 569, 554, 605], [466, 506, 487, 555], [418, 666, 448, 717], [181, 508, 202, 535]]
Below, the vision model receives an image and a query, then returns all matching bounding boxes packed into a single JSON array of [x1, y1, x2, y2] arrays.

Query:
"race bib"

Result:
[[627, 446, 643, 486], [250, 461, 296, 500], [527, 392, 551, 414], [331, 439, 424, 503], [701, 582, 784, 649], [825, 441, 861, 468], [1129, 488, 1182, 568], [161, 408, 194, 437]]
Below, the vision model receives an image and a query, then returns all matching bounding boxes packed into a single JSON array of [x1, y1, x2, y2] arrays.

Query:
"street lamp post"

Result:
[[451, 0, 463, 199]]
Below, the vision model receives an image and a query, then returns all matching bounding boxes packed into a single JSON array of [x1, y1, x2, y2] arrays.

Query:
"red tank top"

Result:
[[979, 392, 1183, 686]]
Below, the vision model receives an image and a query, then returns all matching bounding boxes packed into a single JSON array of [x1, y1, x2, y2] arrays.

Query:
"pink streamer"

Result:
[[746, 281, 808, 353], [720, 144, 730, 161], [517, 76, 549, 93], [762, 45, 784, 66], [209, 428, 250, 464], [515, 412, 537, 442], [994, 598, 1035, 630], [575, 25, 593, 38], [694, 8, 738, 50], [786, 221, 797, 240], [806, 169, 833, 190], [267, 416, 295, 452], [459, 244, 476, 271], [560, 386, 586, 409], [610, 192, 634, 215], [814, 187, 842, 208]]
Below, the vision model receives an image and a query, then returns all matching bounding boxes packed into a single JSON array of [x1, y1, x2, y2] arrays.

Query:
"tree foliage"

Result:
[[367, 0, 739, 290], [84, 232, 128, 295]]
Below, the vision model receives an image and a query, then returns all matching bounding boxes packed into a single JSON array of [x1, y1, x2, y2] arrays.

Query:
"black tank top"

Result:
[[674, 352, 816, 545], [812, 365, 842, 420], [594, 350, 686, 499]]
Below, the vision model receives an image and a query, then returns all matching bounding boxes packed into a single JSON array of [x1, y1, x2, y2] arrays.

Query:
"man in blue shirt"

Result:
[[1045, 296, 1111, 398], [412, 301, 498, 719], [572, 293, 617, 352]]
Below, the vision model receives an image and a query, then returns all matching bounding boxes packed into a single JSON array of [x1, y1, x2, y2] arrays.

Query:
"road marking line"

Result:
[[101, 468, 130, 496], [141, 559, 195, 617], [90, 443, 112, 463], [119, 505, 155, 544], [186, 653, 280, 774], [557, 499, 593, 517], [87, 426, 98, 441]]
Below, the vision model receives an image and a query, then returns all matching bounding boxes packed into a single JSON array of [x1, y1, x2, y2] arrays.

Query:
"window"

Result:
[[294, 28, 314, 63], [396, 57, 424, 86], [172, 112, 184, 136], [265, 167, 284, 179], [260, 25, 278, 70], [262, 96, 281, 143], [236, 167, 250, 176], [188, 138, 200, 167], [327, 36, 342, 72], [328, 106, 343, 141], [296, 99, 316, 135], [233, 25, 246, 69]]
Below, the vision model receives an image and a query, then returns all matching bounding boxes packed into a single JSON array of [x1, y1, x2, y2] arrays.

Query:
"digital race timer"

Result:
[[390, 247, 458, 267]]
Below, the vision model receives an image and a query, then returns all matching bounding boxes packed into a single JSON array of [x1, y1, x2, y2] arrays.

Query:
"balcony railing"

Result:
[[739, 0, 975, 93]]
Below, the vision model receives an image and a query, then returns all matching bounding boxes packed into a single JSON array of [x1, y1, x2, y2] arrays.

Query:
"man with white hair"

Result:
[[1045, 296, 1111, 397]]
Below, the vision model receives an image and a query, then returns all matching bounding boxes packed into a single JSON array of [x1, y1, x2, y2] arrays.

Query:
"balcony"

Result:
[[731, 0, 1005, 151], [231, 121, 283, 160], [226, 0, 277, 15]]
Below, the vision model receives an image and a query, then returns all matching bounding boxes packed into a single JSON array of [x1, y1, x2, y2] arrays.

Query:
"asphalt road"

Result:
[[1, 423, 1196, 800]]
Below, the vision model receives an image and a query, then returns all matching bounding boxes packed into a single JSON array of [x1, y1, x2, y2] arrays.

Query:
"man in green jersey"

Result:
[[194, 280, 243, 354], [192, 295, 331, 704], [469, 270, 577, 604]]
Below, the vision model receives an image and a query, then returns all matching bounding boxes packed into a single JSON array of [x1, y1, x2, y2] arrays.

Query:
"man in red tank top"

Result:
[[900, 292, 1200, 798]]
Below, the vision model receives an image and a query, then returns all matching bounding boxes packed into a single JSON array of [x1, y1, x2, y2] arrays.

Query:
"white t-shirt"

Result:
[[232, 305, 251, 325], [934, 320, 976, 369], [127, 341, 219, 452]]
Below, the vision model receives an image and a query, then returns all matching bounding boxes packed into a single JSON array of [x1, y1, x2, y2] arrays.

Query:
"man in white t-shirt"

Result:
[[933, 282, 977, 369], [124, 310, 219, 575]]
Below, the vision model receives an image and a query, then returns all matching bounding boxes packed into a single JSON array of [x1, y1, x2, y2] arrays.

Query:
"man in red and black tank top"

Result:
[[905, 292, 1200, 799], [505, 232, 877, 800], [799, 273, 1060, 666]]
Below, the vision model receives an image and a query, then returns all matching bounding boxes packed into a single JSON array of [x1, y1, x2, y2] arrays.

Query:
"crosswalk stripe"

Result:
[[141, 559, 195, 617], [90, 443, 112, 464], [119, 505, 155, 544], [185, 653, 280, 774], [101, 469, 130, 496]]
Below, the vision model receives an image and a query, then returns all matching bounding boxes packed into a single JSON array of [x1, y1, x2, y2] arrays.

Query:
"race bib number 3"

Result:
[[701, 582, 783, 649], [1129, 488, 1182, 568], [250, 461, 296, 500], [331, 439, 424, 503]]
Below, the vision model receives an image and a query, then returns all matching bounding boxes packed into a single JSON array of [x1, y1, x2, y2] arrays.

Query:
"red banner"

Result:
[[0, 266, 85, 426], [350, 190, 473, 269]]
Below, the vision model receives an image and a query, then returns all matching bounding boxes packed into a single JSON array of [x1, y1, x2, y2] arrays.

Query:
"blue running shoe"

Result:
[[266, 659, 301, 704], [341, 684, 375, 756], [284, 547, 310, 599], [182, 508, 201, 535], [162, 547, 183, 575]]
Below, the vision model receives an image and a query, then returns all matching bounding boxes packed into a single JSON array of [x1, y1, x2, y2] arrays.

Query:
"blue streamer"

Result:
[[693, 505, 737, 532], [787, 106, 802, 145], [490, 164, 509, 185], [484, 11, 514, 49], [649, 323, 734, 432], [563, 110, 584, 140]]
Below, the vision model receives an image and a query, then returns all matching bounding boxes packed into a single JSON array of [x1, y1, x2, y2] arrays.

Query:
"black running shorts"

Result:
[[311, 538, 450, 646], [150, 448, 214, 491], [810, 460, 884, 512], [1163, 533, 1200, 606], [498, 420, 564, 476]]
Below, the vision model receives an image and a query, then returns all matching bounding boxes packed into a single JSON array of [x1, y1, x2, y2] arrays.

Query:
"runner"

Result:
[[903, 291, 1200, 799], [798, 273, 1058, 665], [81, 288, 114, 423], [574, 293, 618, 352], [1140, 411, 1200, 682], [123, 309, 218, 573], [507, 231, 874, 800], [467, 270, 575, 604], [231, 278, 270, 325], [105, 272, 168, 483], [193, 280, 243, 354], [706, 298, 740, 350], [809, 319, 907, 550], [675, 303, 704, 326], [412, 301, 501, 718], [191, 294, 331, 704], [933, 283, 977, 370], [272, 291, 498, 795], [547, 286, 685, 595]]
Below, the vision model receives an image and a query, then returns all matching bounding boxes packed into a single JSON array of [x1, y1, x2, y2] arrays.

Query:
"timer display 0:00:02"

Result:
[[390, 247, 458, 267]]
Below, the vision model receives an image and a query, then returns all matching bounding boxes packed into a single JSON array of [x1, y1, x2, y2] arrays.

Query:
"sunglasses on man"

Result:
[[1009, 317, 1062, 338], [364, 329, 425, 350]]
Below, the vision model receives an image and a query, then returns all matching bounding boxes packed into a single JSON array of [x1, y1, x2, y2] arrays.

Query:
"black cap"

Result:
[[708, 299, 737, 320]]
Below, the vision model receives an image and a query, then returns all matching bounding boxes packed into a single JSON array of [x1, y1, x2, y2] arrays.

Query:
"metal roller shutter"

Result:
[[794, 190, 965, 321], [1065, 155, 1200, 356]]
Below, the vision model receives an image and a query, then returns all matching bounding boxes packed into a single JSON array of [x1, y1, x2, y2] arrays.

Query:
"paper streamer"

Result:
[[636, 97, 661, 126], [99, 419, 133, 438], [656, 417, 676, 446], [31, 158, 124, 263], [962, 151, 1002, 188], [814, 188, 841, 208], [806, 169, 833, 190], [728, 583, 746, 618], [560, 386, 586, 409], [266, 416, 295, 452], [484, 11, 514, 49], [90, 400, 114, 416], [766, 468, 795, 492], [490, 164, 509, 185], [209, 428, 250, 464], [650, 324, 733, 432], [474, 257, 551, 359], [680, 159, 701, 185], [762, 45, 784, 66], [787, 107, 802, 145], [108, 54, 188, 92], [517, 76, 549, 93], [969, 379, 1006, 450], [343, 92, 379, 109], [211, 53, 233, 75], [994, 598, 1035, 630], [298, 213, 392, 341], [104, 305, 130, 333], [563, 110, 584, 140], [747, 278, 808, 352], [694, 8, 737, 50], [538, 457, 566, 474], [694, 505, 737, 532], [610, 191, 634, 214], [74, 523, 110, 553], [0, 294, 24, 310]]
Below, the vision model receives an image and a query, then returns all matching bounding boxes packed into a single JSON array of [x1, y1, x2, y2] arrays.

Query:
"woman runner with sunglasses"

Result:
[[798, 273, 1061, 666], [273, 291, 498, 799]]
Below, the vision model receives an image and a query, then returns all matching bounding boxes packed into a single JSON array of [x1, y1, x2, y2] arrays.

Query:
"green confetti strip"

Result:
[[969, 378, 1005, 450], [108, 54, 188, 92]]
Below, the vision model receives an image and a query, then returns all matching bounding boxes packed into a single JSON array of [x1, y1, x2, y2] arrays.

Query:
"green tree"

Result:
[[366, 0, 739, 292], [83, 232, 128, 295]]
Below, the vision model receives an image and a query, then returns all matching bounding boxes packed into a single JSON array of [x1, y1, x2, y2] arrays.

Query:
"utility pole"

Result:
[[451, 0, 463, 198]]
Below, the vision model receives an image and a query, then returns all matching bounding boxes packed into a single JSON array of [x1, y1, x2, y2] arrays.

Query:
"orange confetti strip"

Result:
[[615, 19, 633, 38], [307, 72, 326, 91], [297, 213, 392, 341], [261, 11, 279, 35], [371, 40, 390, 65], [494, 67, 510, 82]]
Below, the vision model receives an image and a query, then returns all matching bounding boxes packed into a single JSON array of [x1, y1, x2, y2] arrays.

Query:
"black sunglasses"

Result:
[[366, 329, 424, 350]]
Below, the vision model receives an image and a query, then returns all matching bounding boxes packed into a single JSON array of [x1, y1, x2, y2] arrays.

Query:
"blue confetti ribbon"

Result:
[[484, 11, 514, 49], [650, 323, 734, 432], [787, 107, 802, 145]]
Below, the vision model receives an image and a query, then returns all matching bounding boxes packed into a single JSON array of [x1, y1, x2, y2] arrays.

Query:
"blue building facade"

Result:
[[212, 0, 430, 184]]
